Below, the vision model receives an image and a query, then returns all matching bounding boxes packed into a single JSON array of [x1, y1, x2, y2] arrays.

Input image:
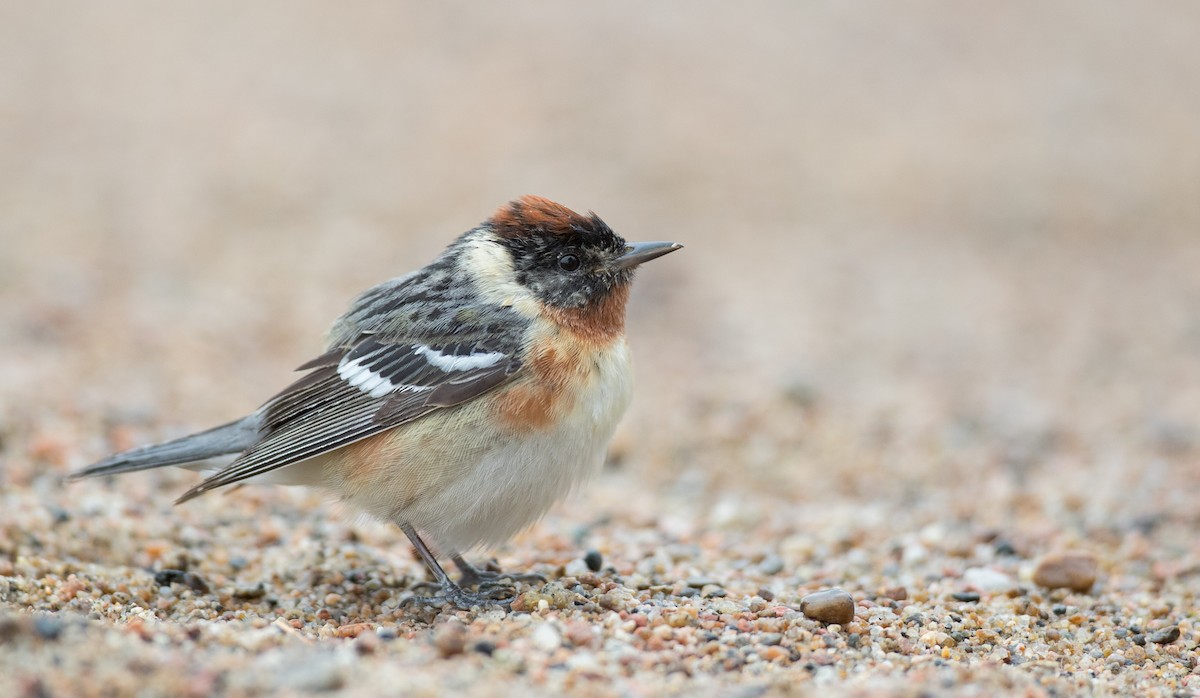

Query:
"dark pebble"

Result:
[[1132, 634, 1146, 646], [1052, 604, 1068, 615], [155, 569, 210, 594], [584, 550, 603, 572], [232, 583, 267, 600], [994, 540, 1017, 556], [0, 616, 21, 642], [1147, 626, 1180, 644], [155, 569, 187, 586], [951, 592, 981, 603], [473, 640, 497, 656], [34, 616, 63, 640], [758, 588, 775, 602]]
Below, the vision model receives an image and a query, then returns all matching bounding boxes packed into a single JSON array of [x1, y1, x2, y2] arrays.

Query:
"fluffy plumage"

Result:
[[70, 196, 681, 609]]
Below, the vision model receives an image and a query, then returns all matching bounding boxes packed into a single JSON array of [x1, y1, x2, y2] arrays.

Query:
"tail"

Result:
[[68, 416, 262, 480]]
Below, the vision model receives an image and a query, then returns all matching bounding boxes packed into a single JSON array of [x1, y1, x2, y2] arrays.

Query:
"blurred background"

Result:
[[2, 1, 1199, 539]]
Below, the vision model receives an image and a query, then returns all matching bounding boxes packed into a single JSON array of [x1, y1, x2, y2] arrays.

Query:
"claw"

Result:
[[459, 568, 547, 589], [452, 554, 546, 589], [401, 583, 514, 610]]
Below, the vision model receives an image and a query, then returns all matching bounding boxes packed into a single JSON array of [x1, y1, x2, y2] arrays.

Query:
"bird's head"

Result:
[[458, 196, 681, 339]]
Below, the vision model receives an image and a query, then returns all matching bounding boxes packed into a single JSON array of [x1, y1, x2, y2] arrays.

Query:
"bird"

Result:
[[69, 195, 682, 609]]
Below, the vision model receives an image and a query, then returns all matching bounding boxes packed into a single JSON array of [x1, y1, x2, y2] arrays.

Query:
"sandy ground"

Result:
[[2, 2, 1200, 696]]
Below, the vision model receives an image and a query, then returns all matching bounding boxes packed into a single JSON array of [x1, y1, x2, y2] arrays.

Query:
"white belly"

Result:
[[404, 340, 633, 552], [299, 339, 635, 553]]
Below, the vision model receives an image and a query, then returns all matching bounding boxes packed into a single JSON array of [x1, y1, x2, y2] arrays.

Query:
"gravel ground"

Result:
[[3, 3, 1200, 696]]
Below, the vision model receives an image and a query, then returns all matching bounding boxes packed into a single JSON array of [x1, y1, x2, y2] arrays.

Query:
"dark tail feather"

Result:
[[68, 416, 261, 480]]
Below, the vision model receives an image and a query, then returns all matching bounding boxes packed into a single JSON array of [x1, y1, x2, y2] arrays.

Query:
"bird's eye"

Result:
[[557, 254, 580, 272]]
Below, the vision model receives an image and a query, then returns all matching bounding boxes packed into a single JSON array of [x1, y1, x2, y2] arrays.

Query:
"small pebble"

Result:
[[154, 570, 210, 594], [33, 616, 63, 641], [472, 640, 496, 656], [757, 555, 785, 576], [433, 623, 467, 657], [951, 592, 981, 603], [231, 583, 267, 599], [800, 589, 855, 625], [584, 549, 603, 572], [563, 558, 590, 578], [531, 623, 562, 652], [354, 632, 379, 655], [1032, 552, 1098, 593], [963, 567, 1016, 594], [1147, 626, 1179, 644]]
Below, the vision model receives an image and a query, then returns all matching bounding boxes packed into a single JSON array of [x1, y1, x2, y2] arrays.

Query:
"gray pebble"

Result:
[[1147, 626, 1179, 644], [34, 616, 63, 640], [757, 555, 784, 576]]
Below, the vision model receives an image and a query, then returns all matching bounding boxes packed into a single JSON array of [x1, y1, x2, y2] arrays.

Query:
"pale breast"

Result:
[[315, 331, 634, 553], [398, 335, 633, 552]]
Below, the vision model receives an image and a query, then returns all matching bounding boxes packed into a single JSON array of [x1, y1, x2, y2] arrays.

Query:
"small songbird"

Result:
[[70, 196, 682, 609]]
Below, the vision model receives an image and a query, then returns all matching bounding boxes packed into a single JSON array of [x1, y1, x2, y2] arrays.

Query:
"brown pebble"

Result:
[[433, 623, 468, 657], [27, 434, 68, 466], [882, 586, 908, 601], [354, 631, 379, 655], [564, 621, 595, 647], [1032, 552, 1098, 593], [335, 622, 373, 639], [800, 588, 855, 625]]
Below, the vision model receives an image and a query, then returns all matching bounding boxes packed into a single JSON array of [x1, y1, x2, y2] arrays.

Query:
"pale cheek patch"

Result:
[[460, 235, 539, 316]]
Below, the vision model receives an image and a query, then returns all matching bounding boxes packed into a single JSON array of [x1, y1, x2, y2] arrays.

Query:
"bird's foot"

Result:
[[401, 582, 513, 610], [458, 567, 547, 590]]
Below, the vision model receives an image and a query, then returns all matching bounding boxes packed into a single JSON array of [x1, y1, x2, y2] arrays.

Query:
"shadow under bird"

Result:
[[70, 195, 682, 609]]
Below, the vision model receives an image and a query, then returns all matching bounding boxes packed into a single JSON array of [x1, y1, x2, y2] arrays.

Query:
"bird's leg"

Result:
[[398, 524, 511, 609], [451, 554, 546, 590]]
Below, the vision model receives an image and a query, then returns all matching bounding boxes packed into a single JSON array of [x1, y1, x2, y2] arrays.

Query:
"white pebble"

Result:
[[963, 567, 1017, 593], [532, 623, 562, 652]]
